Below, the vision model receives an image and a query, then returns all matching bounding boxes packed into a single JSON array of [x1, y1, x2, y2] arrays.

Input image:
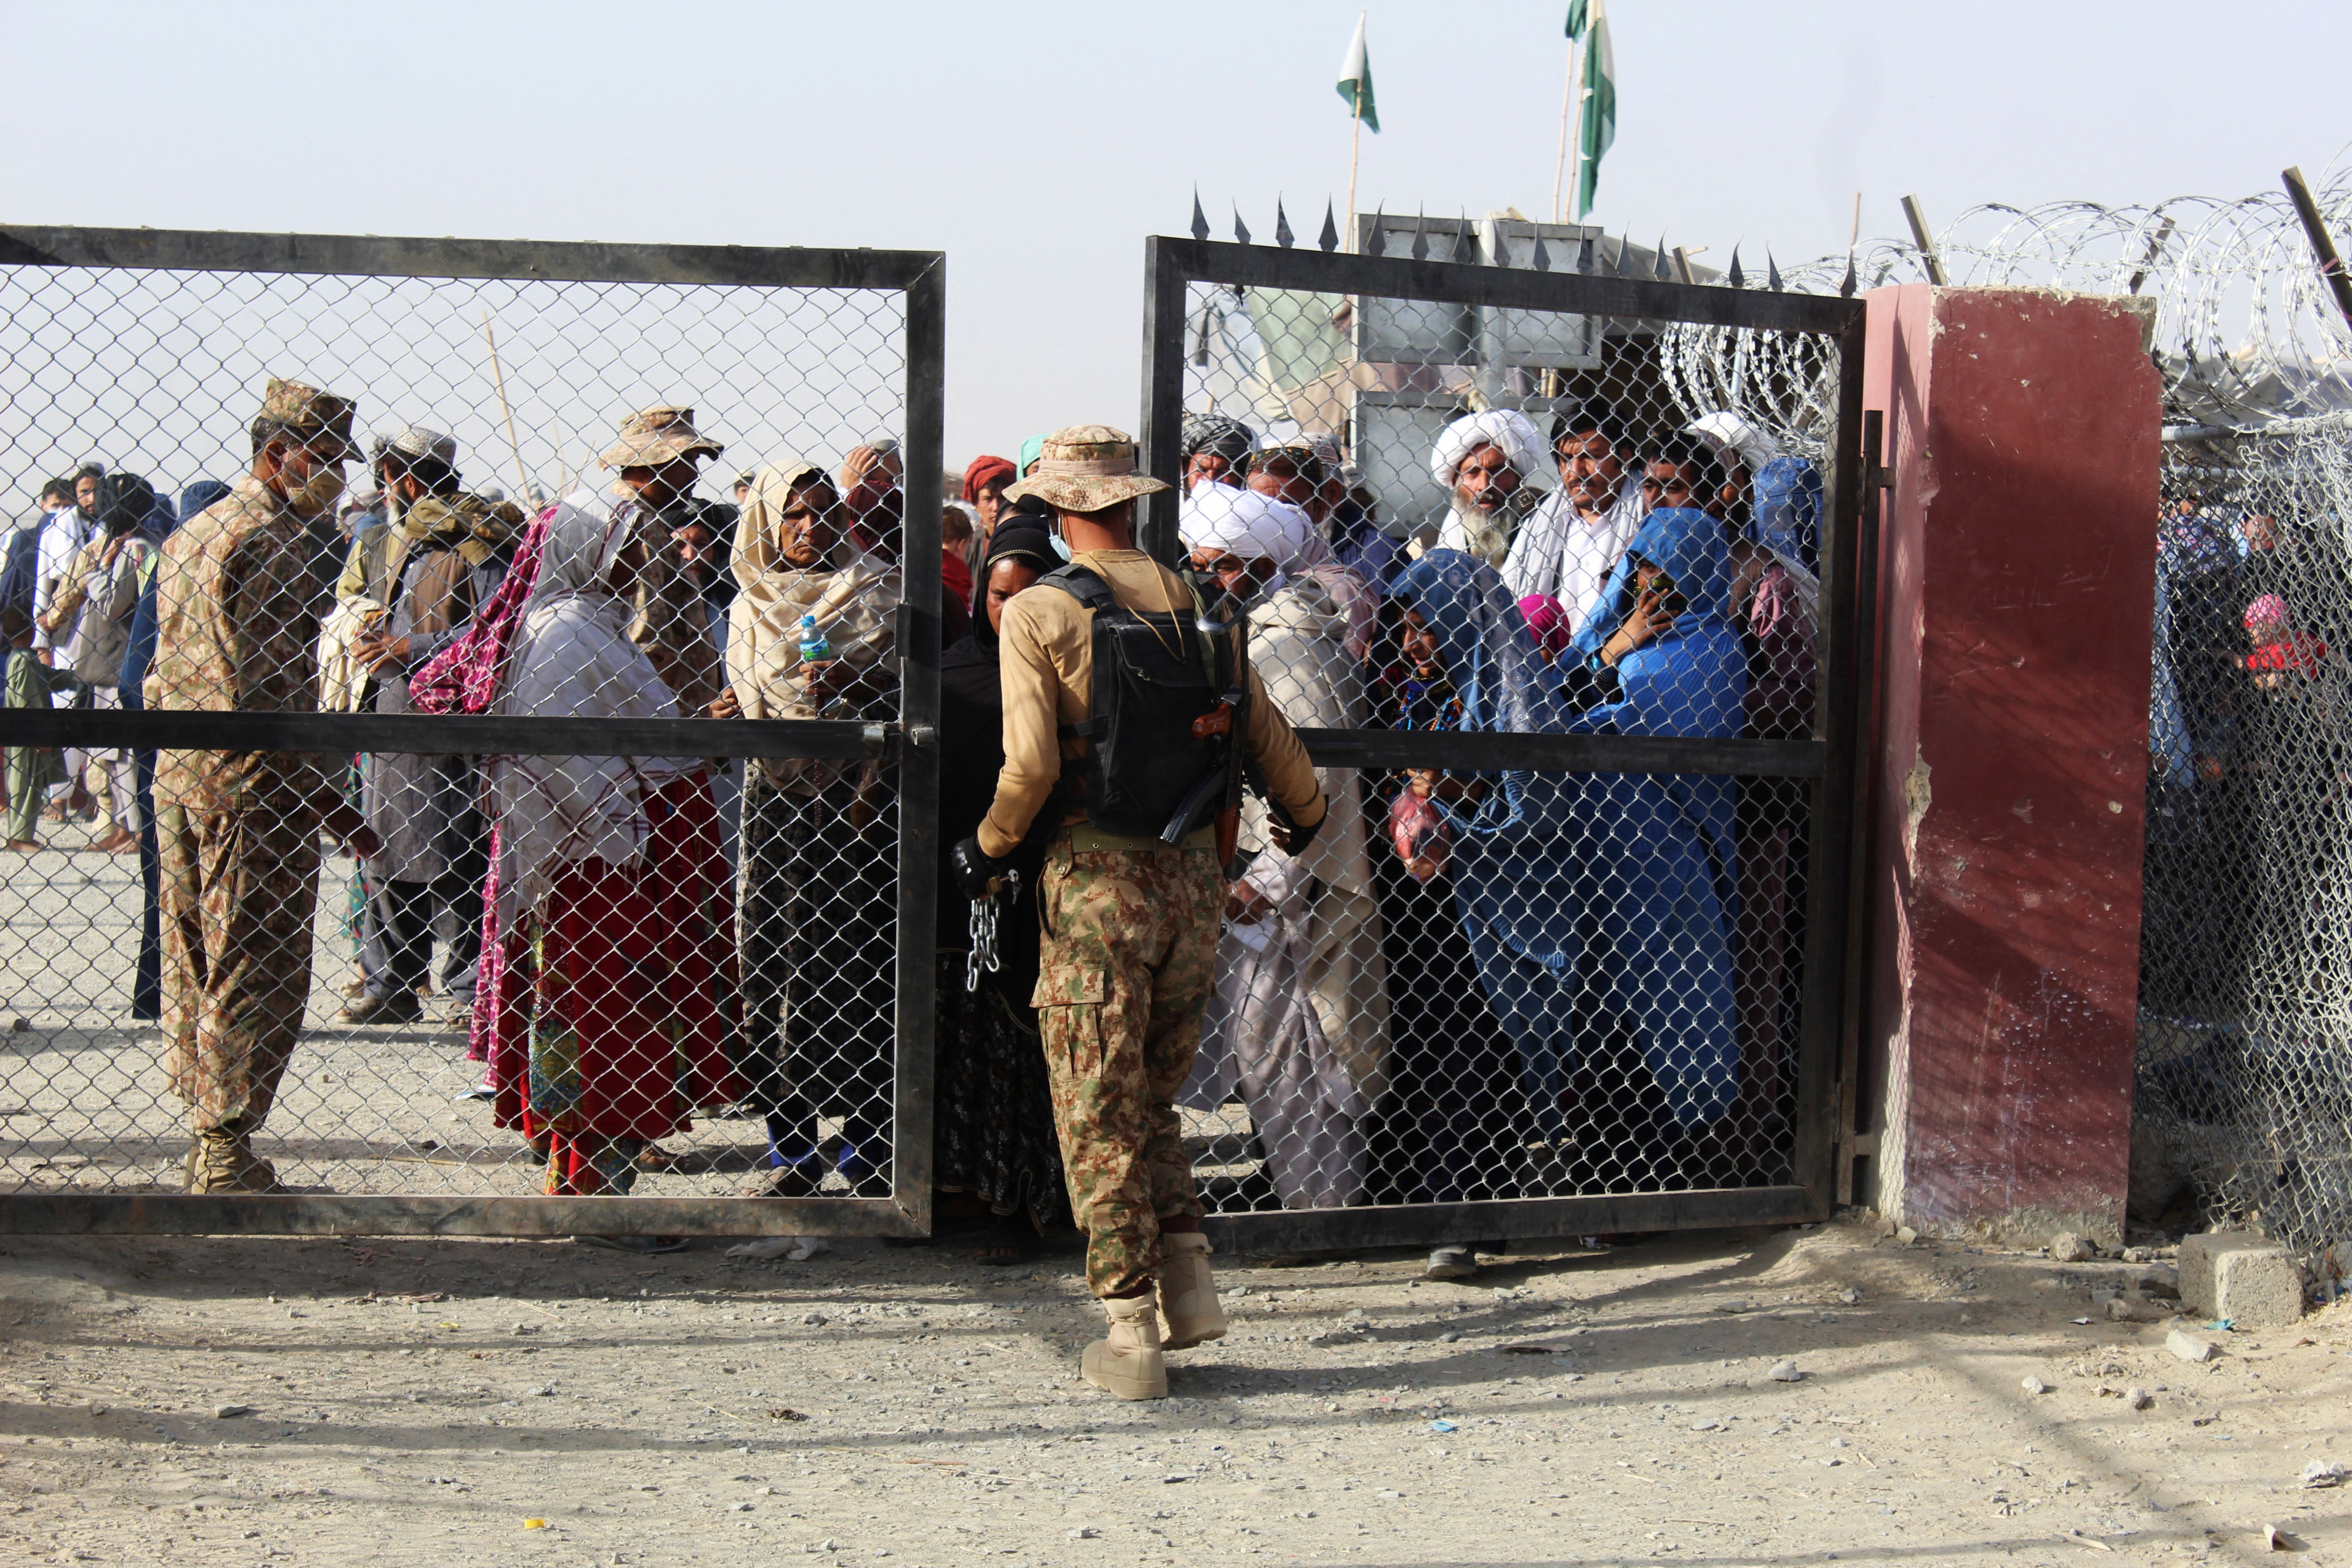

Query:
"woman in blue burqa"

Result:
[[1552, 504, 1745, 1182], [1374, 548, 1566, 1276]]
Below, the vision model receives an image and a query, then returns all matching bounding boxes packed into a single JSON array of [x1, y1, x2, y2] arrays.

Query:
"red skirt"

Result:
[[518, 772, 744, 1149]]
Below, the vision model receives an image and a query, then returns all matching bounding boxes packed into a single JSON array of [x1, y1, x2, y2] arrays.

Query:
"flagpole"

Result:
[[1345, 93, 1362, 253], [1552, 32, 1581, 225], [1344, 11, 1365, 253]]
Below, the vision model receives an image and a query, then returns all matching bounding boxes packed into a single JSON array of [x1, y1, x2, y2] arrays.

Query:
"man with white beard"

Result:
[[1426, 409, 1548, 569], [1177, 484, 1388, 1210]]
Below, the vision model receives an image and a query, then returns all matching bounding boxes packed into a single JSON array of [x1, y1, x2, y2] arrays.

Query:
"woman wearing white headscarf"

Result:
[[715, 461, 902, 1197], [1176, 486, 1388, 1209], [487, 488, 741, 1210]]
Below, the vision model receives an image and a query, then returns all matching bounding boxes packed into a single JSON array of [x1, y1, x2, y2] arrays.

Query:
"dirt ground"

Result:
[[1, 1217, 2347, 1568]]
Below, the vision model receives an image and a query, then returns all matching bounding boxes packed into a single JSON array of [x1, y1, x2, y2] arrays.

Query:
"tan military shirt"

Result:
[[145, 475, 338, 818], [979, 548, 1324, 859]]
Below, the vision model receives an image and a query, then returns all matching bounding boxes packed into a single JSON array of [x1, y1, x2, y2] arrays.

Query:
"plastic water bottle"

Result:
[[797, 613, 834, 663]]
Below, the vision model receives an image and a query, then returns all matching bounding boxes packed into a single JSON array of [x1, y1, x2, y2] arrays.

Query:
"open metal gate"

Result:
[[0, 225, 942, 1239], [1135, 226, 1869, 1253]]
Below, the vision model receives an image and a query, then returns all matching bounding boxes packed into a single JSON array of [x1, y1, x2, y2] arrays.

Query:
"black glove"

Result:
[[1268, 797, 1325, 857], [951, 835, 1010, 902]]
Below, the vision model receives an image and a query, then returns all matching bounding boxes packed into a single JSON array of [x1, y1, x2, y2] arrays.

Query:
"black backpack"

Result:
[[1041, 564, 1241, 841]]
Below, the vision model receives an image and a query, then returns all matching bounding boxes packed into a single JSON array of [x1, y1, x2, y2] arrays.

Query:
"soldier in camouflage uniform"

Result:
[[955, 426, 1326, 1401], [146, 377, 382, 1193]]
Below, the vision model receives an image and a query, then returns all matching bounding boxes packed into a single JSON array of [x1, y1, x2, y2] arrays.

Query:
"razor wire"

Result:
[[1901, 176, 2352, 1284], [1653, 166, 2352, 1282], [1660, 164, 2352, 463]]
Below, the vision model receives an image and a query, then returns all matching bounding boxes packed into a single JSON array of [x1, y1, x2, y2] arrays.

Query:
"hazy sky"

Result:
[[6, 0, 2348, 472]]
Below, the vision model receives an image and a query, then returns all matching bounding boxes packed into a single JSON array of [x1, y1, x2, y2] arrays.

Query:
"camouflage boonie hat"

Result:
[[600, 404, 724, 470], [1001, 424, 1171, 513], [257, 376, 363, 461]]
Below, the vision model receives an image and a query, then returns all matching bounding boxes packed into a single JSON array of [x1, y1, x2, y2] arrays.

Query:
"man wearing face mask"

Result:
[[146, 377, 383, 1193], [955, 426, 1327, 1401], [1179, 413, 1255, 497], [599, 404, 728, 717]]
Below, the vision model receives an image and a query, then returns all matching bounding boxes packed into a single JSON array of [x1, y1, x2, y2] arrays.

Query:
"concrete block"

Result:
[[2179, 1232, 2304, 1327]]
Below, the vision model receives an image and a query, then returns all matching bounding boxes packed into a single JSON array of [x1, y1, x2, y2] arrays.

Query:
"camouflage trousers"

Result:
[[157, 801, 323, 1133], [1032, 835, 1223, 1298]]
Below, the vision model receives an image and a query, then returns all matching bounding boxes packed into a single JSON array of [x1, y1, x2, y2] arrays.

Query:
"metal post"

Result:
[[1791, 317, 1875, 1215], [1901, 195, 1949, 286], [2282, 165, 2352, 329], [1135, 238, 1189, 566], [891, 252, 948, 1238]]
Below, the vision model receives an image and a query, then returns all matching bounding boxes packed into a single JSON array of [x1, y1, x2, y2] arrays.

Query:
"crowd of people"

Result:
[[1161, 402, 1823, 1278], [2142, 490, 2350, 1029], [1, 376, 1824, 1297]]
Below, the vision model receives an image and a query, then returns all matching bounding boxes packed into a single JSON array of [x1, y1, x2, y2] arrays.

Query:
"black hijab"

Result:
[[953, 521, 1062, 658], [938, 521, 1065, 941]]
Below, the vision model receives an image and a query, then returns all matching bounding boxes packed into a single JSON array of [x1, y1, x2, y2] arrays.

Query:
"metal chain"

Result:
[[965, 868, 1019, 994]]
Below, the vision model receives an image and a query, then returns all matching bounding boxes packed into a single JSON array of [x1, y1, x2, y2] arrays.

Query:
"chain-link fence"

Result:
[[1132, 227, 1867, 1252], [2138, 424, 2352, 1288], [0, 226, 943, 1237], [1801, 170, 2352, 1287]]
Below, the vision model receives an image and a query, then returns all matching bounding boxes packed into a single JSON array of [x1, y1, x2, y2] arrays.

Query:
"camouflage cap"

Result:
[[1000, 424, 1171, 513], [599, 404, 723, 470], [257, 376, 363, 461]]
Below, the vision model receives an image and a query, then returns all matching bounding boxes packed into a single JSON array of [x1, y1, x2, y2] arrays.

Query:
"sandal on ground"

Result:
[[1423, 1244, 1479, 1280]]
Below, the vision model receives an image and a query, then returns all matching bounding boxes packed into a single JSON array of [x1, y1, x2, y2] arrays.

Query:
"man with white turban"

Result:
[[1176, 485, 1387, 1210], [1687, 409, 1823, 571], [1427, 408, 1548, 568]]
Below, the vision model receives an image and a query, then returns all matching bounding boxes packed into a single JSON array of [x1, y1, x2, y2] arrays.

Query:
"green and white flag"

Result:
[[1337, 15, 1378, 132], [1567, 0, 1616, 218]]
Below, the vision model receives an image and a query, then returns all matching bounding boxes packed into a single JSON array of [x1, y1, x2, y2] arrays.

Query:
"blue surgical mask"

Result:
[[1050, 533, 1072, 561]]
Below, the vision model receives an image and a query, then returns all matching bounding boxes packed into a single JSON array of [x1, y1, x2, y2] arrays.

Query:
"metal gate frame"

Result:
[[1135, 235, 1871, 1254], [0, 224, 945, 1240]]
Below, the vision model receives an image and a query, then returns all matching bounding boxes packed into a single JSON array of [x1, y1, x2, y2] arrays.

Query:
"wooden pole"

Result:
[[480, 312, 530, 499], [2283, 165, 2352, 331], [551, 406, 573, 501]]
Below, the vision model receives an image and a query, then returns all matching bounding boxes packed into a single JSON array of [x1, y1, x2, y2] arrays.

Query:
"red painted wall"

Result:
[[1860, 285, 2162, 1240]]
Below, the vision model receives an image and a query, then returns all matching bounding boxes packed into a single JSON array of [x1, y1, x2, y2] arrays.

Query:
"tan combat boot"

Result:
[[186, 1127, 284, 1195], [1157, 1230, 1228, 1350], [1080, 1291, 1168, 1401]]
